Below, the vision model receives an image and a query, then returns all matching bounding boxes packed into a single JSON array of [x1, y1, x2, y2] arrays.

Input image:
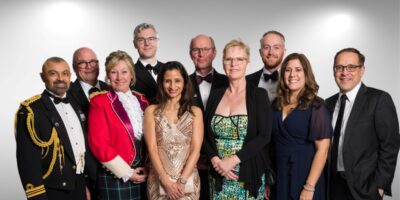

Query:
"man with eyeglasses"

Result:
[[246, 31, 286, 102], [326, 48, 400, 200], [131, 22, 163, 104], [188, 34, 228, 200], [16, 57, 95, 200], [68, 47, 109, 200], [69, 47, 109, 116]]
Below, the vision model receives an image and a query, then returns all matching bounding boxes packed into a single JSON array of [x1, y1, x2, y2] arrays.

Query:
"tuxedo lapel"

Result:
[[342, 84, 368, 149], [41, 91, 76, 164], [135, 60, 157, 89], [246, 69, 263, 88], [69, 80, 89, 114]]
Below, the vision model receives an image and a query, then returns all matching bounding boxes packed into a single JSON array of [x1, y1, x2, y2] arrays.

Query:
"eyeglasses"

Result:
[[223, 57, 247, 65], [135, 37, 158, 44], [334, 64, 362, 72], [76, 60, 99, 69], [190, 48, 214, 55]]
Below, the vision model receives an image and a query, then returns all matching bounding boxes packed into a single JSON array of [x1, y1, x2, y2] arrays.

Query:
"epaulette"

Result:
[[15, 94, 64, 179], [14, 95, 42, 133], [89, 90, 107, 100]]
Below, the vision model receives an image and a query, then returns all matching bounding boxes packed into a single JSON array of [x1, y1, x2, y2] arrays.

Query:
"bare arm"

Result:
[[300, 138, 330, 200]]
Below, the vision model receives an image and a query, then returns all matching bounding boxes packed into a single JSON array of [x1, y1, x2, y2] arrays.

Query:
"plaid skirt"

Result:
[[97, 167, 147, 200]]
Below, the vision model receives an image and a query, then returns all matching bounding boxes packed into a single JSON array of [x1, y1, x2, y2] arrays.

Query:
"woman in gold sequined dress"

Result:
[[144, 61, 203, 200]]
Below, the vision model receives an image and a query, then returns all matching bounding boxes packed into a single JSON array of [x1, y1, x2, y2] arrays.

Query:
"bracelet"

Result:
[[303, 184, 315, 192]]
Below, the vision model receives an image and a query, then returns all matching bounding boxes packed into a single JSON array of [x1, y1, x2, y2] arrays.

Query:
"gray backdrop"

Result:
[[1, 0, 398, 199]]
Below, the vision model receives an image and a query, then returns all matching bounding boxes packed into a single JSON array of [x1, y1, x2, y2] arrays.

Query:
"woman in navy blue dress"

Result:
[[273, 53, 332, 200]]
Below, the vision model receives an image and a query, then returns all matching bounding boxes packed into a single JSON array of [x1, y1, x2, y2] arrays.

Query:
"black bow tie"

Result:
[[196, 73, 213, 84], [145, 64, 159, 75], [263, 71, 278, 82], [45, 90, 70, 104]]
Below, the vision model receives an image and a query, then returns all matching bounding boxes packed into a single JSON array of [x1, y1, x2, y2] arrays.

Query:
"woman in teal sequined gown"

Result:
[[203, 40, 273, 199]]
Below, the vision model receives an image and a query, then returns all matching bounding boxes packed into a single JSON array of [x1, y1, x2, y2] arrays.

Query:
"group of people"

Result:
[[15, 22, 400, 200]]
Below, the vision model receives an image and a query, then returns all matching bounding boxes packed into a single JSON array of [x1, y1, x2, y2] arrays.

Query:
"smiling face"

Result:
[[190, 35, 216, 73], [41, 59, 71, 97], [223, 46, 249, 81], [334, 51, 365, 93], [107, 60, 133, 93], [134, 28, 159, 59], [283, 58, 305, 94], [73, 47, 99, 86], [162, 69, 184, 99], [259, 33, 286, 71]]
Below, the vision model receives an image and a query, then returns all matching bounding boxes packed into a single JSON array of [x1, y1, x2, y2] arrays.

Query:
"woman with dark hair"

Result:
[[273, 53, 332, 200], [144, 61, 203, 200], [88, 50, 149, 200]]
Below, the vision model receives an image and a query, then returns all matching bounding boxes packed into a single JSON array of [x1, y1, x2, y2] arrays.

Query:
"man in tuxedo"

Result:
[[189, 34, 228, 199], [15, 57, 96, 200], [246, 30, 286, 102], [69, 47, 107, 199], [326, 48, 400, 200], [69, 47, 109, 116], [131, 22, 163, 104]]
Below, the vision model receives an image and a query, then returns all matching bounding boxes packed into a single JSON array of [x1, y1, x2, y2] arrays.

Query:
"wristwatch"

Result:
[[177, 177, 187, 184]]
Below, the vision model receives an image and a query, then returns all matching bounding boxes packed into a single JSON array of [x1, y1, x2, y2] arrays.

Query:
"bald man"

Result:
[[16, 57, 95, 200]]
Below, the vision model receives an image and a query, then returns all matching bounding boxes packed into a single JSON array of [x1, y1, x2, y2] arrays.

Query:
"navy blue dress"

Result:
[[273, 102, 332, 200]]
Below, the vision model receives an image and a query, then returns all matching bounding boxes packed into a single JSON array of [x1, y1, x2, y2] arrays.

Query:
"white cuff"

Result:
[[102, 155, 131, 178]]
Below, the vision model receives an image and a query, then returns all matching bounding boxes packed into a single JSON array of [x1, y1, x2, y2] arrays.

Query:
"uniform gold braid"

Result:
[[19, 95, 65, 179], [89, 90, 107, 99]]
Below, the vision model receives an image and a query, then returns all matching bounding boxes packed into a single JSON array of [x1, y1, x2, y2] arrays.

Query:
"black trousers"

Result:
[[330, 172, 354, 200]]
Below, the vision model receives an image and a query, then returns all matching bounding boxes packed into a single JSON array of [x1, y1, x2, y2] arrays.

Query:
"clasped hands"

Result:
[[211, 155, 240, 180], [160, 175, 185, 200], [129, 167, 148, 184]]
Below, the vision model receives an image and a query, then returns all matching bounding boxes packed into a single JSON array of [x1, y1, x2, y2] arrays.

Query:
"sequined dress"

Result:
[[147, 110, 200, 200], [210, 114, 265, 200]]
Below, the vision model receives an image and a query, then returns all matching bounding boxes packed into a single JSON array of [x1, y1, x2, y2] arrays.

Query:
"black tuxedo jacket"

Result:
[[68, 79, 109, 116], [16, 91, 97, 200], [189, 69, 229, 111], [131, 59, 163, 104], [246, 69, 263, 88], [326, 84, 400, 198]]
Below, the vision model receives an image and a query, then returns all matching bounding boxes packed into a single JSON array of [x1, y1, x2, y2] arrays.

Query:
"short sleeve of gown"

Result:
[[308, 102, 333, 141]]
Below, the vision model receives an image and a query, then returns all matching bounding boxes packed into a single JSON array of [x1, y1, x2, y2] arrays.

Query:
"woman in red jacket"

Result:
[[88, 50, 149, 200]]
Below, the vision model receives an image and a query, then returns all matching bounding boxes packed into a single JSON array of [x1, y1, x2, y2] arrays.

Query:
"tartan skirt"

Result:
[[97, 167, 147, 200]]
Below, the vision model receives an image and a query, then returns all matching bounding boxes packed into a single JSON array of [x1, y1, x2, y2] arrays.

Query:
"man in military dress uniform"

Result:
[[15, 57, 95, 200]]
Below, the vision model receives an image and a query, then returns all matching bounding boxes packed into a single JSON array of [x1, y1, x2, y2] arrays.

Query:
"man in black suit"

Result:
[[246, 31, 286, 102], [69, 47, 107, 199], [131, 22, 163, 104], [69, 47, 109, 116], [326, 48, 400, 200], [15, 57, 96, 200], [189, 34, 228, 199]]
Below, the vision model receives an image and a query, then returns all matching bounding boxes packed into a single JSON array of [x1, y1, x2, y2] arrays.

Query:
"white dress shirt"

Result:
[[332, 82, 362, 171], [258, 68, 279, 102], [196, 69, 213, 108], [79, 80, 101, 100], [49, 91, 86, 174], [139, 59, 158, 81]]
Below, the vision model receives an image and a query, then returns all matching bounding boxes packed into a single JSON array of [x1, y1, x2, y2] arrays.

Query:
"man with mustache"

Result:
[[15, 57, 94, 200], [247, 30, 286, 102]]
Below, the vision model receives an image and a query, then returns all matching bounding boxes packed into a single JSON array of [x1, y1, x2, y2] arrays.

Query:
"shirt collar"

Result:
[[340, 81, 362, 102]]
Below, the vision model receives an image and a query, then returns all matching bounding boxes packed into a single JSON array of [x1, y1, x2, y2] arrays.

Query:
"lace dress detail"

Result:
[[147, 110, 200, 200]]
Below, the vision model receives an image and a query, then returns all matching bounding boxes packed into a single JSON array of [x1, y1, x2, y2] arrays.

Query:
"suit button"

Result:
[[72, 165, 76, 169], [62, 182, 67, 187]]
